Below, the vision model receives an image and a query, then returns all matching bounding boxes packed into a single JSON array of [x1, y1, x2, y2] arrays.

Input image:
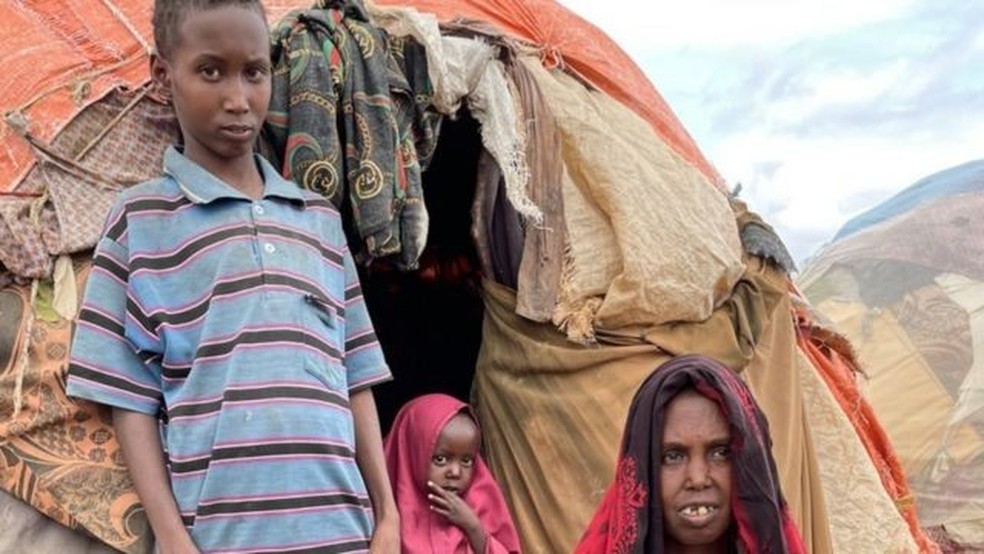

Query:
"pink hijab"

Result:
[[384, 394, 522, 554]]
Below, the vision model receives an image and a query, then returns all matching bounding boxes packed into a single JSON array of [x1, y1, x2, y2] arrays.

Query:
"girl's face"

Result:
[[428, 414, 480, 495]]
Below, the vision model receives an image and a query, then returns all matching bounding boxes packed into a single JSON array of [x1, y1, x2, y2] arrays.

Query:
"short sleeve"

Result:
[[67, 234, 163, 415], [341, 247, 391, 392]]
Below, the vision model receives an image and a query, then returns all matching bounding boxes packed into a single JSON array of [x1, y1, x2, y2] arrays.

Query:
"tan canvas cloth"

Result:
[[737, 270, 832, 554], [816, 299, 983, 475], [517, 58, 744, 341], [937, 273, 984, 548], [813, 276, 984, 546], [473, 257, 834, 553], [474, 280, 670, 553], [798, 179, 984, 548], [794, 346, 920, 553]]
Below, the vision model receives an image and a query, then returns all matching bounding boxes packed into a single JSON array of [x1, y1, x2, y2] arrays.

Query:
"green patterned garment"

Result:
[[267, 0, 440, 269]]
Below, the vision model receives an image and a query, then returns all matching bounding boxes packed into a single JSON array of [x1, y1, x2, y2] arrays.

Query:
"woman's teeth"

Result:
[[680, 505, 716, 517]]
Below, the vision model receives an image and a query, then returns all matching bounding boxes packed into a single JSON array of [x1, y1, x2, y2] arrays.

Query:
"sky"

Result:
[[556, 0, 984, 265]]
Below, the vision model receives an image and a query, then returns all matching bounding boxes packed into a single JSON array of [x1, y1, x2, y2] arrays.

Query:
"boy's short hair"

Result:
[[153, 0, 267, 59]]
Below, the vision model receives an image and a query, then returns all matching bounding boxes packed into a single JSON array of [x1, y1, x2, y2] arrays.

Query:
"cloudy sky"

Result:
[[556, 0, 984, 264]]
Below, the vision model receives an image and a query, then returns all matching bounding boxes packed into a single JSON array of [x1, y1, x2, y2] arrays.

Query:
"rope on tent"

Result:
[[100, 0, 151, 54], [11, 280, 38, 419], [16, 131, 125, 193], [75, 86, 149, 161], [9, 55, 145, 116], [536, 44, 564, 71]]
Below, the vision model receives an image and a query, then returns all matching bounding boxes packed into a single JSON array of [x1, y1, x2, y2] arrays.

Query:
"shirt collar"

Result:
[[163, 145, 306, 206]]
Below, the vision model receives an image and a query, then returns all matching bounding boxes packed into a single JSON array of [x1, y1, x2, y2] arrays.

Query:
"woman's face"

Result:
[[660, 390, 733, 552], [427, 414, 479, 495]]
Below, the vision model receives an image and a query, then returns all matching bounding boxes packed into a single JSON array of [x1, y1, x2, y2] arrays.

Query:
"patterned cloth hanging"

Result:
[[267, 0, 440, 270]]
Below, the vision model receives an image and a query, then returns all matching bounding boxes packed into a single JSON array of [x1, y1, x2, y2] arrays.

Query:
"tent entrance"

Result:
[[357, 110, 486, 431]]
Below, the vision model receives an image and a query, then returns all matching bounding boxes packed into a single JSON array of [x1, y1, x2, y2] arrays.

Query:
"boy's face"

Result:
[[151, 5, 271, 175]]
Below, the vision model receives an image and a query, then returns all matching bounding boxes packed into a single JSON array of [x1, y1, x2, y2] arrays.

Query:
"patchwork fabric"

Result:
[[0, 257, 152, 553], [0, 88, 177, 280]]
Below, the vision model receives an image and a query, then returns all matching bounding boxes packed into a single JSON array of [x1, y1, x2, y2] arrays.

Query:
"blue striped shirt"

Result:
[[67, 146, 391, 553]]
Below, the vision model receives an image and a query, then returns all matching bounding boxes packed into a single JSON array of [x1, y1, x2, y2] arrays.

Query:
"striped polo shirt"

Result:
[[67, 146, 391, 553]]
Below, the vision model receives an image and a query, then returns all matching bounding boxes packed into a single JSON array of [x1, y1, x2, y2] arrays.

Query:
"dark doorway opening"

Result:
[[356, 109, 486, 432]]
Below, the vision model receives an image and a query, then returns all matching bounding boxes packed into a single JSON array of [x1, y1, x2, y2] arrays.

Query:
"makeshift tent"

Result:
[[1, 1, 937, 553], [800, 160, 984, 551]]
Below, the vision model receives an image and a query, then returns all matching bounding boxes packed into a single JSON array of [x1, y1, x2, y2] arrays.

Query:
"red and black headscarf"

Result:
[[575, 355, 806, 554]]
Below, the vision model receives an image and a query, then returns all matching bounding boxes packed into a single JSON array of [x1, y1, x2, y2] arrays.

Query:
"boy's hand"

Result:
[[369, 513, 400, 554], [156, 532, 201, 554], [427, 481, 482, 535]]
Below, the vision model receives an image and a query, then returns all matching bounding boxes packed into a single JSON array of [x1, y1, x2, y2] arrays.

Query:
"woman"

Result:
[[576, 355, 805, 553]]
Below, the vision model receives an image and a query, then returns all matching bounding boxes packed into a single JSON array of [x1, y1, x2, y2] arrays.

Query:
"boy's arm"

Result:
[[113, 408, 200, 554], [350, 388, 400, 554]]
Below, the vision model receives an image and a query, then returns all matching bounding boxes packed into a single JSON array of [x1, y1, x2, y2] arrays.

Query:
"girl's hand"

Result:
[[427, 480, 483, 537]]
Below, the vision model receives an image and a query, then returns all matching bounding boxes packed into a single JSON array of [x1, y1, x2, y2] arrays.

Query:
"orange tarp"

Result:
[[0, 1, 148, 189], [0, 1, 308, 190], [1, 0, 721, 192]]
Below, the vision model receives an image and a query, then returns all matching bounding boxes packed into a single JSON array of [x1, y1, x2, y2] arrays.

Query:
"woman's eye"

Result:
[[710, 446, 731, 461], [461, 457, 475, 467], [199, 66, 220, 80], [662, 450, 685, 465]]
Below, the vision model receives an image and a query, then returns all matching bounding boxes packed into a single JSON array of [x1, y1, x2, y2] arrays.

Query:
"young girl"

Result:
[[384, 394, 522, 553]]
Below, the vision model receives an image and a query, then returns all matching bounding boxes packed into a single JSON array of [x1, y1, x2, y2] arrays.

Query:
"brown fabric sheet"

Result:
[[474, 279, 670, 553], [0, 257, 152, 553], [507, 59, 565, 323], [473, 257, 834, 553]]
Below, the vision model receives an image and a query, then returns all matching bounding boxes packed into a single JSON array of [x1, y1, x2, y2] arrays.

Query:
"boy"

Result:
[[66, 1, 399, 552]]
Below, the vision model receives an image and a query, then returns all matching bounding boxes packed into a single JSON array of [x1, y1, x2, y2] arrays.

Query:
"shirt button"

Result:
[[253, 204, 265, 215], [264, 243, 276, 254]]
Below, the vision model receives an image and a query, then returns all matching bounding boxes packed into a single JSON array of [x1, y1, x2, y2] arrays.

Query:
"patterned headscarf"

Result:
[[575, 355, 806, 553]]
